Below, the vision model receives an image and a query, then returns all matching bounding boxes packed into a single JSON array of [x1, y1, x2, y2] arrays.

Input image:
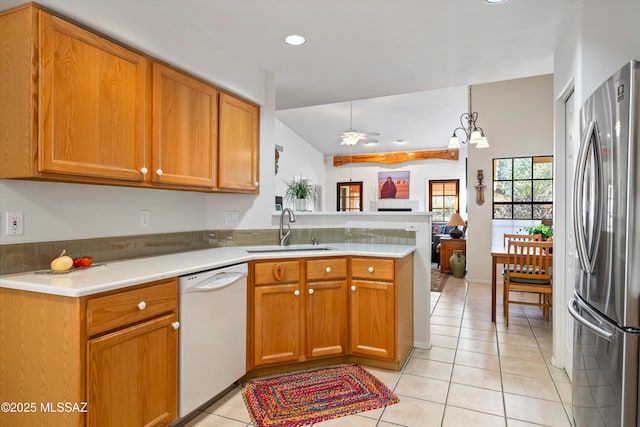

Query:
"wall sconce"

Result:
[[475, 169, 486, 205]]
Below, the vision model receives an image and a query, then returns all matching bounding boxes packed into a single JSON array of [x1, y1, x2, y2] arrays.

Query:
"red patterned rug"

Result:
[[242, 363, 399, 427]]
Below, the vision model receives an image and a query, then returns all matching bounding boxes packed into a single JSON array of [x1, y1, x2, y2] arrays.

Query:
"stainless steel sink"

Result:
[[245, 244, 336, 253]]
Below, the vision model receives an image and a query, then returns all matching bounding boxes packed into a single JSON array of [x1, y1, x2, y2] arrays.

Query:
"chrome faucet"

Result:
[[279, 208, 296, 246]]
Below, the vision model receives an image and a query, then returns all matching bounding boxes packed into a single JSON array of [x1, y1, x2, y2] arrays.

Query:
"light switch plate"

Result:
[[140, 210, 150, 228], [225, 211, 239, 225]]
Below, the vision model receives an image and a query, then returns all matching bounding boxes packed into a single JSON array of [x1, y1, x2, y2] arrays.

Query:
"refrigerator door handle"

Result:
[[572, 120, 604, 274], [568, 297, 614, 341]]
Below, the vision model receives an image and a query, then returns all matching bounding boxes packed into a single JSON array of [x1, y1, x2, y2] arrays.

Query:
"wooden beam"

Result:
[[333, 148, 459, 167]]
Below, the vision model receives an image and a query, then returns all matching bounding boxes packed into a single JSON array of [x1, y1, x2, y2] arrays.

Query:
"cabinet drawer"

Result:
[[254, 261, 300, 285], [87, 279, 178, 336], [306, 258, 347, 281], [351, 258, 395, 282]]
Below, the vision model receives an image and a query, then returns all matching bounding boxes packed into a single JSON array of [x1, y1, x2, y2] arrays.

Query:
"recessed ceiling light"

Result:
[[485, 0, 508, 4], [284, 34, 307, 46]]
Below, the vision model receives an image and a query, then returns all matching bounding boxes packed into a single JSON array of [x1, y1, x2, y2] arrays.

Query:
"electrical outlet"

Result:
[[5, 211, 24, 235], [140, 210, 150, 228]]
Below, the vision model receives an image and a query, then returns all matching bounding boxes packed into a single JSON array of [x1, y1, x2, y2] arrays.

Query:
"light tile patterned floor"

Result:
[[183, 276, 573, 426]]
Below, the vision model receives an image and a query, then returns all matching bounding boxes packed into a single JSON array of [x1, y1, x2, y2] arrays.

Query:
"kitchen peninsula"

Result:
[[0, 240, 420, 426]]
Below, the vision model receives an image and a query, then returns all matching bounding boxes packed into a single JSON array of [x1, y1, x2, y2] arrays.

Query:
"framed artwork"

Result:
[[378, 171, 410, 199]]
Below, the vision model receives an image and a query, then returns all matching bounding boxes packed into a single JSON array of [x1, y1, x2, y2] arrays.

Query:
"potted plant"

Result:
[[521, 223, 553, 240], [283, 177, 316, 211]]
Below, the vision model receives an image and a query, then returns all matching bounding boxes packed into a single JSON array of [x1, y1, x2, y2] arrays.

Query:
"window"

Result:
[[492, 156, 553, 219], [336, 181, 363, 211], [429, 179, 460, 222]]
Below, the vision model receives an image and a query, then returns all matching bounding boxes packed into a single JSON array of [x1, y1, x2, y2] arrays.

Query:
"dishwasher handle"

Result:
[[185, 271, 247, 293]]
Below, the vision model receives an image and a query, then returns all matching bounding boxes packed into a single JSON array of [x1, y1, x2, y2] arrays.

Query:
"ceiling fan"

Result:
[[340, 101, 380, 146]]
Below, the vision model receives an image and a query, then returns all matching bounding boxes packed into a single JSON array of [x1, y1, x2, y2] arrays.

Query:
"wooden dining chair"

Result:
[[503, 233, 542, 247], [503, 240, 553, 327]]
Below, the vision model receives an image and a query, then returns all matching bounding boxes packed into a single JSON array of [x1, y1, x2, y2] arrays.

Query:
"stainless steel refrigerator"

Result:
[[569, 60, 640, 427]]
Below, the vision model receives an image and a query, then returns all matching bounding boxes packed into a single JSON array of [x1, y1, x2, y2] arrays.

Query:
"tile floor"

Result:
[[183, 275, 574, 426]]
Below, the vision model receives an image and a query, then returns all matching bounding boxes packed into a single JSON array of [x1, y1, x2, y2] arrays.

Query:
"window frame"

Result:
[[336, 181, 363, 212], [429, 179, 460, 222], [492, 155, 553, 220]]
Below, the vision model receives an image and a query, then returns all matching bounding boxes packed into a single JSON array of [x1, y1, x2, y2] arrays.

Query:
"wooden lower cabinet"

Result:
[[305, 258, 348, 358], [349, 255, 414, 367], [87, 313, 178, 427], [251, 260, 302, 367], [349, 278, 395, 359], [250, 258, 348, 369], [0, 278, 179, 427], [253, 283, 302, 366], [248, 254, 413, 372]]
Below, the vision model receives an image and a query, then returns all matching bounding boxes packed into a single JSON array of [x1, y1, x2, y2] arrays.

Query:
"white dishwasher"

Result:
[[178, 262, 248, 418]]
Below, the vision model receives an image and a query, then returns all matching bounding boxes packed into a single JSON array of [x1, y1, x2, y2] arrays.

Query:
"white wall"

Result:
[[466, 75, 555, 285], [273, 119, 326, 211], [324, 85, 468, 213], [0, 180, 208, 243], [324, 156, 468, 213]]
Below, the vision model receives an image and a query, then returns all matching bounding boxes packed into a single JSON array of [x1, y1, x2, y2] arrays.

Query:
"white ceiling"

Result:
[[1, 0, 579, 155]]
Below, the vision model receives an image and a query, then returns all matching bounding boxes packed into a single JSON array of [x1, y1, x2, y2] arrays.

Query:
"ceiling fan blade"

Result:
[[361, 138, 378, 144], [359, 131, 380, 137]]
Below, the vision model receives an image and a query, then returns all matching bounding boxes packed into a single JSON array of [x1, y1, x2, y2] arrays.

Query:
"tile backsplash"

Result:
[[0, 228, 415, 275]]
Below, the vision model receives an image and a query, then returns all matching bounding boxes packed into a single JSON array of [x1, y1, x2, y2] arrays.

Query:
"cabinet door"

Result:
[[86, 313, 178, 427], [218, 92, 259, 193], [306, 280, 348, 358], [152, 62, 218, 188], [440, 239, 466, 274], [253, 283, 301, 366], [39, 11, 148, 182], [349, 279, 395, 360]]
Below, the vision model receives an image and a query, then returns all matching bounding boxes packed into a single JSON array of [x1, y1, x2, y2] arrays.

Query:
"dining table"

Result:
[[490, 244, 553, 322]]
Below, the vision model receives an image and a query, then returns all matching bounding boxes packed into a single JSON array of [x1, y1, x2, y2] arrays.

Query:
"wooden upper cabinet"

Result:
[[39, 10, 148, 182], [151, 63, 218, 189], [0, 4, 259, 193], [218, 93, 260, 193]]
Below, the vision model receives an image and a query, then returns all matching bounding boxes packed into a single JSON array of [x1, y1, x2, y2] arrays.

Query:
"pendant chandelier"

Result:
[[448, 87, 489, 149]]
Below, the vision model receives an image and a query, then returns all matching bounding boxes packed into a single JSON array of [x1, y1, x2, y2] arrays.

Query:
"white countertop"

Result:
[[0, 243, 415, 297]]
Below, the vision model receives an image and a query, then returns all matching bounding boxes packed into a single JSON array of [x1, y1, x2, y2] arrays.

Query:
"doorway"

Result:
[[336, 182, 363, 211]]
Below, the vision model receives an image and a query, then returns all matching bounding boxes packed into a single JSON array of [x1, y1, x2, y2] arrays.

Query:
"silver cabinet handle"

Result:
[[156, 169, 163, 176], [140, 167, 148, 175], [351, 285, 356, 291], [172, 321, 180, 330], [308, 289, 314, 295], [368, 266, 374, 273], [325, 267, 331, 273], [137, 301, 146, 311], [294, 290, 300, 296]]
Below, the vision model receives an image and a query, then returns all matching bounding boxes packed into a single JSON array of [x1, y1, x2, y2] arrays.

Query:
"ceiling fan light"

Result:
[[448, 135, 460, 148], [469, 129, 483, 144], [476, 137, 490, 148], [342, 133, 361, 146]]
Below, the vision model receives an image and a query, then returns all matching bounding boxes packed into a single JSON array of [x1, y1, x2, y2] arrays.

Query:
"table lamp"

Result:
[[447, 213, 465, 238]]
